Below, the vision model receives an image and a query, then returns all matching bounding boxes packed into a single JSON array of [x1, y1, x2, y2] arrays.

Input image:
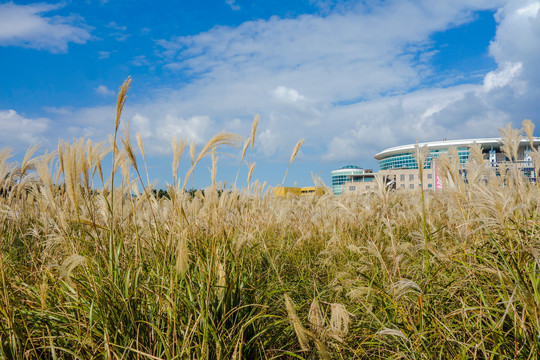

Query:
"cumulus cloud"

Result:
[[272, 86, 306, 103], [0, 2, 91, 52], [323, 0, 540, 162], [131, 113, 213, 155], [0, 109, 50, 148], [150, 0, 511, 162], [44, 105, 216, 157], [489, 1, 540, 82], [515, 2, 540, 17], [95, 85, 116, 96], [483, 61, 524, 92], [322, 85, 511, 161], [34, 0, 540, 169]]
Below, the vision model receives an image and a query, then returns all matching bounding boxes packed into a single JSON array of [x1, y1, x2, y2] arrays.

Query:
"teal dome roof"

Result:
[[340, 165, 362, 169]]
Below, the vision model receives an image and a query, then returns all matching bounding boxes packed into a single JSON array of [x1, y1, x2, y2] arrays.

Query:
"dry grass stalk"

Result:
[[189, 141, 196, 166], [329, 303, 350, 341], [19, 144, 39, 179], [247, 162, 256, 185], [284, 294, 310, 351], [217, 261, 226, 301], [115, 77, 132, 132], [122, 123, 138, 171], [211, 147, 218, 190], [522, 119, 535, 148], [195, 131, 243, 165], [172, 137, 187, 186], [282, 137, 305, 185], [413, 144, 430, 172], [499, 123, 522, 162], [3, 80, 540, 359], [0, 148, 14, 189], [308, 298, 326, 339], [235, 139, 250, 186], [175, 231, 189, 277], [182, 131, 242, 189], [250, 114, 259, 151], [136, 133, 145, 162], [59, 254, 87, 281]]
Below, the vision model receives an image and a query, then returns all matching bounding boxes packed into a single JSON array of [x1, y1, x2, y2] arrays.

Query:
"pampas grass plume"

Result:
[[115, 77, 132, 132], [284, 293, 310, 351], [522, 119, 535, 148], [282, 137, 305, 185], [250, 114, 259, 150], [329, 303, 350, 341], [308, 298, 325, 339], [136, 132, 145, 162], [247, 162, 256, 185]]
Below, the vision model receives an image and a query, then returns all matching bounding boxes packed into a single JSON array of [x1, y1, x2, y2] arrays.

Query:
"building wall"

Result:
[[381, 168, 435, 190], [379, 148, 469, 170], [331, 167, 367, 195], [342, 181, 376, 193], [334, 137, 540, 195], [342, 168, 436, 194], [274, 186, 326, 197]]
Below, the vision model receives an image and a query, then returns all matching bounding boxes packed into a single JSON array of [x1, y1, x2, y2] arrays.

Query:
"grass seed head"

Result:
[[522, 119, 535, 148], [284, 294, 310, 351], [59, 254, 87, 281], [308, 299, 326, 339], [115, 76, 132, 132], [136, 132, 145, 162], [329, 303, 350, 341], [250, 114, 259, 150]]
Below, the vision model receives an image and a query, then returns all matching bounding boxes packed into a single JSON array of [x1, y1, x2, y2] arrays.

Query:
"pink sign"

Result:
[[434, 162, 443, 189]]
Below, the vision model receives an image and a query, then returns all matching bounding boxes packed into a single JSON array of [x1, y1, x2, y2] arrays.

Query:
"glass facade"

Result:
[[379, 148, 470, 170], [331, 165, 367, 195]]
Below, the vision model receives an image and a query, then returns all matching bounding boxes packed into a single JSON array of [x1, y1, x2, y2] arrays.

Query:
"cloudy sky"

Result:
[[1, 0, 539, 188]]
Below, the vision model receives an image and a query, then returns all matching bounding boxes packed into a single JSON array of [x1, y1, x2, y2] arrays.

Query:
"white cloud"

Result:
[[34, 0, 540, 169], [322, 84, 511, 161], [272, 86, 306, 103], [132, 113, 152, 137], [483, 61, 523, 91], [516, 2, 540, 17], [225, 0, 240, 11], [106, 21, 129, 41], [43, 106, 73, 115], [0, 109, 50, 148], [98, 51, 110, 59], [61, 105, 116, 139], [132, 55, 150, 66], [0, 2, 91, 53], [130, 113, 213, 155], [95, 85, 116, 96], [50, 107, 215, 156], [489, 0, 540, 82], [151, 0, 510, 162]]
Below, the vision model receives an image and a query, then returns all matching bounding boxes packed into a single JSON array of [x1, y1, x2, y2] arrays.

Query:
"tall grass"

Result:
[[1, 81, 540, 359]]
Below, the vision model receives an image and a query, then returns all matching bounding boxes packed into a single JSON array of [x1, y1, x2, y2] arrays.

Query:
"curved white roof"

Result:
[[330, 167, 367, 175], [375, 137, 540, 160]]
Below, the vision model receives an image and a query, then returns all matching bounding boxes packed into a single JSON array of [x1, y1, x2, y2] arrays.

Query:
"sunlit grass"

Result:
[[1, 80, 540, 359]]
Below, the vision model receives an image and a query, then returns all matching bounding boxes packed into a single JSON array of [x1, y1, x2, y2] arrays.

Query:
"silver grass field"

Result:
[[1, 80, 540, 359]]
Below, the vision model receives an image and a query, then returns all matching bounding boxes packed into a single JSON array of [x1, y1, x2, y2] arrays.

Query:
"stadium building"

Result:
[[332, 137, 540, 195], [330, 165, 373, 195]]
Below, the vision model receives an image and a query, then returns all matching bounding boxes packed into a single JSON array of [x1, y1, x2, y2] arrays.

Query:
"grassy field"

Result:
[[1, 81, 539, 359]]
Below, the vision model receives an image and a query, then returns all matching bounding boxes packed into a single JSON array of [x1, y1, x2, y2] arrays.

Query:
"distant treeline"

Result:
[[151, 188, 228, 199]]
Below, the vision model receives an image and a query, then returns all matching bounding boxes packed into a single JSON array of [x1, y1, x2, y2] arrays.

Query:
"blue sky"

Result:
[[1, 0, 540, 189]]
